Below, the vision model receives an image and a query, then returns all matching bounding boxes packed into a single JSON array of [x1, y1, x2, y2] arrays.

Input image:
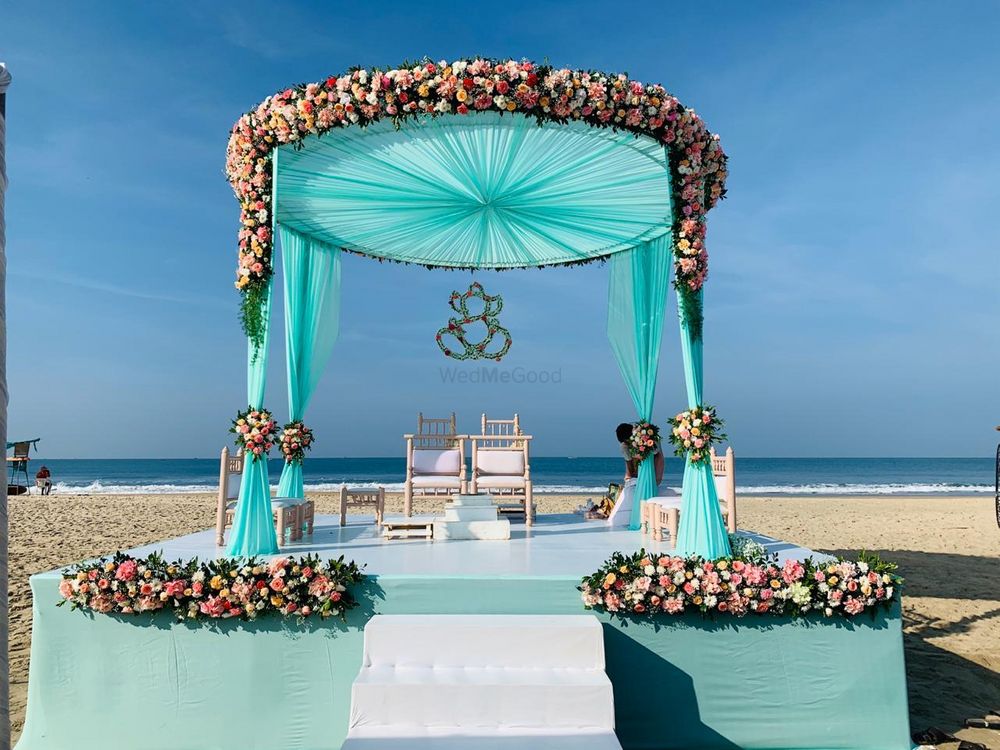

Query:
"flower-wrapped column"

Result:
[[275, 226, 342, 499], [607, 235, 672, 530], [673, 290, 731, 558]]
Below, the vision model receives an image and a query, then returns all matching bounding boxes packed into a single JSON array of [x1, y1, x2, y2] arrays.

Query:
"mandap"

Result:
[[224, 57, 731, 557]]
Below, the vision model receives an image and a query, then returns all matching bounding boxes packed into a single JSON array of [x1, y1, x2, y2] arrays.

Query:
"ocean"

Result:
[[15, 456, 995, 496]]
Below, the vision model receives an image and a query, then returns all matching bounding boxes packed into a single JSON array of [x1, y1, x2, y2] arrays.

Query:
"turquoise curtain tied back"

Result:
[[607, 234, 672, 530], [227, 282, 279, 556], [276, 226, 343, 499], [673, 289, 732, 559]]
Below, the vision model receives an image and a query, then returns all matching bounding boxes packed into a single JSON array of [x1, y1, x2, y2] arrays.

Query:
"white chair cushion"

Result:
[[475, 475, 526, 489], [714, 475, 731, 503], [476, 450, 524, 476], [226, 472, 242, 501], [412, 449, 461, 475], [411, 476, 462, 489]]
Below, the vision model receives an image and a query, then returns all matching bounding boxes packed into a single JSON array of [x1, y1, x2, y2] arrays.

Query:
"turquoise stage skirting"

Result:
[[18, 572, 911, 750]]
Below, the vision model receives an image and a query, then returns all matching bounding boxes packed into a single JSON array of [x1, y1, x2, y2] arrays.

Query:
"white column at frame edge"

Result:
[[0, 60, 13, 750]]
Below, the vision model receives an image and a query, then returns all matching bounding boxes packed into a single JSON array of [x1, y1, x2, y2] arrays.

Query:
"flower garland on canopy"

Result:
[[226, 58, 728, 347], [58, 552, 364, 622], [580, 549, 902, 619], [230, 407, 277, 460], [667, 405, 725, 464]]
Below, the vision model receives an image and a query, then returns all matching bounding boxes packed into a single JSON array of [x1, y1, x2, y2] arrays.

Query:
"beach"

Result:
[[7, 492, 1000, 747]]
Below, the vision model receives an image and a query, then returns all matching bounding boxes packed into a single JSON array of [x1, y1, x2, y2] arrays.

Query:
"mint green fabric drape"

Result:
[[673, 290, 732, 558], [607, 235, 673, 530], [274, 112, 673, 268], [227, 284, 280, 556], [276, 226, 342, 498]]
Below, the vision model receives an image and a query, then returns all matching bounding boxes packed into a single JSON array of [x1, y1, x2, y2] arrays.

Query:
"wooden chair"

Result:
[[643, 446, 737, 543], [214, 447, 302, 547], [340, 486, 385, 527], [469, 433, 534, 526], [403, 434, 466, 516], [712, 446, 737, 533]]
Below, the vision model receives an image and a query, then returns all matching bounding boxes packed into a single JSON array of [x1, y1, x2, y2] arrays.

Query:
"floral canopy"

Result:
[[226, 58, 727, 344], [223, 58, 731, 560]]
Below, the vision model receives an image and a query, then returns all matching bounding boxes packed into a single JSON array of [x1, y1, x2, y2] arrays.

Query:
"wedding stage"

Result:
[[18, 514, 911, 750]]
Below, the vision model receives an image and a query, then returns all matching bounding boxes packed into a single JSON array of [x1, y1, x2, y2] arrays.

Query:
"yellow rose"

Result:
[[506, 101, 517, 111], [770, 580, 781, 589], [540, 96, 550, 107], [456, 89, 468, 102], [270, 595, 284, 607], [220, 589, 230, 599], [693, 596, 703, 605], [828, 575, 839, 586], [418, 84, 430, 98], [210, 575, 224, 590]]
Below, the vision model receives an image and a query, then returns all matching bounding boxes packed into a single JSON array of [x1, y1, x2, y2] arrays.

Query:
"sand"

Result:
[[6, 492, 1000, 747]]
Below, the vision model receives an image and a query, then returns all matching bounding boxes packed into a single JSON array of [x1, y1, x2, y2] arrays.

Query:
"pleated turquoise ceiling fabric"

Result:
[[274, 111, 672, 268]]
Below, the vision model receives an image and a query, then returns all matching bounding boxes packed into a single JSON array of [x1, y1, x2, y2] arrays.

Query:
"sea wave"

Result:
[[42, 480, 993, 496], [736, 482, 991, 495]]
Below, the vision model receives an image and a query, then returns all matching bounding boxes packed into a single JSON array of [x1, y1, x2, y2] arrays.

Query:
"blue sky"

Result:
[[2, 1, 998, 458]]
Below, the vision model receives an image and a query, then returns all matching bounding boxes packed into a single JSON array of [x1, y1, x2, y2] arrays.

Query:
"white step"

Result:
[[361, 615, 605, 670], [443, 505, 498, 522], [450, 494, 496, 507], [432, 519, 510, 540], [350, 667, 615, 730], [345, 616, 620, 749], [342, 727, 622, 750]]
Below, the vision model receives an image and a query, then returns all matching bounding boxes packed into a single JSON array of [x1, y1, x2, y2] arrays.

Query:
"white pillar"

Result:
[[0, 60, 12, 750]]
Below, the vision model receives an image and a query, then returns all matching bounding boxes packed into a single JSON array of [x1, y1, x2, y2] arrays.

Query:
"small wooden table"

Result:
[[382, 519, 434, 540]]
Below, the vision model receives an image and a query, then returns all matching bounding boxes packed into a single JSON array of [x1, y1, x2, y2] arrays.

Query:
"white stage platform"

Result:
[[124, 513, 826, 576]]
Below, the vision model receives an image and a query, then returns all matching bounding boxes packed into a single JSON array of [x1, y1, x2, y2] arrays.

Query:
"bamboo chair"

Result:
[[403, 413, 466, 516], [479, 413, 522, 446], [469, 433, 534, 526], [644, 446, 736, 543], [712, 446, 737, 533], [215, 447, 300, 547], [339, 486, 385, 527]]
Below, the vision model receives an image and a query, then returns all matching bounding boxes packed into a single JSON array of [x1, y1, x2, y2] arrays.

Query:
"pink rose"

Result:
[[115, 560, 137, 582], [59, 580, 74, 598], [269, 577, 285, 592], [844, 597, 864, 615]]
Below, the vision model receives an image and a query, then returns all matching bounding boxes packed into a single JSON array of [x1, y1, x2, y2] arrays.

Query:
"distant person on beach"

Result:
[[35, 465, 52, 495], [615, 422, 664, 486]]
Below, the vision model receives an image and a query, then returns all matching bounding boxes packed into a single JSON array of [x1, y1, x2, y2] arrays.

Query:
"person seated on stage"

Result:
[[35, 465, 52, 496], [615, 422, 664, 486]]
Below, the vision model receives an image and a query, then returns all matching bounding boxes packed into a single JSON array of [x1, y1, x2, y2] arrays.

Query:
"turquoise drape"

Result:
[[274, 112, 673, 269], [226, 287, 280, 556], [673, 290, 732, 559], [607, 235, 672, 530], [276, 226, 342, 498]]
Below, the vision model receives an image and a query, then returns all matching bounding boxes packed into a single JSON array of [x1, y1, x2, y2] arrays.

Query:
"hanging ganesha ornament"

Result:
[[436, 282, 512, 362]]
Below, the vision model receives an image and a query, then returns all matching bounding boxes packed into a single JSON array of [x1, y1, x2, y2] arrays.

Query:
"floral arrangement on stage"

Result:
[[580, 549, 901, 619], [230, 407, 277, 460], [280, 420, 314, 463], [226, 58, 728, 346], [58, 551, 364, 622], [624, 421, 661, 462], [667, 405, 725, 464]]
